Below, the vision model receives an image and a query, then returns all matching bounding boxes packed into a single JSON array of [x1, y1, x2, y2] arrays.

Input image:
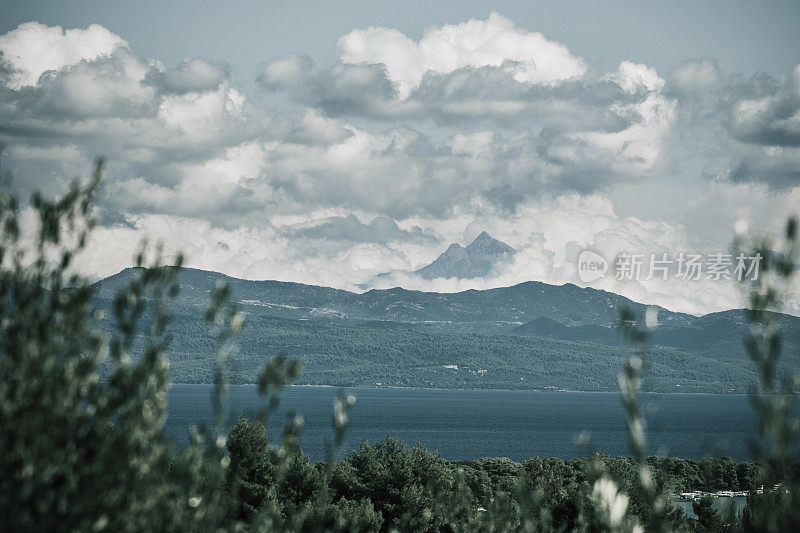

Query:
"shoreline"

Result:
[[166, 382, 752, 395]]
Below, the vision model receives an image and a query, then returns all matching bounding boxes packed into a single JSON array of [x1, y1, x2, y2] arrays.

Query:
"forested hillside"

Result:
[[93, 267, 800, 392]]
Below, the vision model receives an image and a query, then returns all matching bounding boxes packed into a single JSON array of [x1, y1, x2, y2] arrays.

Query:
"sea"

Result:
[[164, 384, 761, 462]]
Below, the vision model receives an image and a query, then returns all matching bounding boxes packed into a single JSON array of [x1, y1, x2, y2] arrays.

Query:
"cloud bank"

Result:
[[0, 14, 798, 315]]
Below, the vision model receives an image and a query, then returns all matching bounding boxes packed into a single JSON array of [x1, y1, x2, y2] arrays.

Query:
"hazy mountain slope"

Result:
[[414, 231, 516, 279], [513, 309, 800, 352], [96, 267, 692, 329], [92, 267, 800, 393]]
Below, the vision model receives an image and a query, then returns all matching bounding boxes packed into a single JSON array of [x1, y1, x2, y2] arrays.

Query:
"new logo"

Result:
[[577, 250, 608, 283]]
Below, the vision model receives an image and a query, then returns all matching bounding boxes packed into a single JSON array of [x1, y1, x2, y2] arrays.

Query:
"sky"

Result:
[[0, 1, 799, 315]]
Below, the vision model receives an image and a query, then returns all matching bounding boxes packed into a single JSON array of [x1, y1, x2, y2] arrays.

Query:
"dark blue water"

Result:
[[165, 385, 760, 462]]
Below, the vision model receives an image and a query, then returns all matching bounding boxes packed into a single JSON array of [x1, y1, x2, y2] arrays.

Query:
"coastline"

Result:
[[167, 382, 753, 396]]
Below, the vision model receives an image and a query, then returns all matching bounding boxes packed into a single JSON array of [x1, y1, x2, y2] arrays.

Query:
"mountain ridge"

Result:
[[96, 266, 696, 327], [91, 266, 800, 392], [96, 265, 777, 324]]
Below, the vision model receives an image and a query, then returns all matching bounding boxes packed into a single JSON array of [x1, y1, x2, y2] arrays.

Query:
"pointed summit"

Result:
[[466, 231, 516, 256], [414, 232, 516, 280]]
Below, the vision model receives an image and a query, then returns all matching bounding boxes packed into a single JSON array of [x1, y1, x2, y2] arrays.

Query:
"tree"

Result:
[[0, 160, 236, 531], [692, 496, 722, 532], [227, 414, 276, 518], [340, 437, 458, 531]]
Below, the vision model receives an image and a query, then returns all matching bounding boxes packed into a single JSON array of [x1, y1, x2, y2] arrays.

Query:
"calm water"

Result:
[[673, 497, 748, 520], [164, 385, 760, 462]]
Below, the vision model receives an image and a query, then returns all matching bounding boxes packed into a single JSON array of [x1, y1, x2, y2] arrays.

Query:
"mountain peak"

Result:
[[414, 231, 515, 280], [467, 231, 494, 248], [465, 231, 516, 256]]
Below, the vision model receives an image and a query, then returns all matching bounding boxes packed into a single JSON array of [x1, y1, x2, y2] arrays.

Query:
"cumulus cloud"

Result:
[[145, 58, 229, 94], [0, 21, 127, 88], [257, 15, 678, 193], [723, 145, 800, 189], [668, 58, 721, 98], [259, 26, 652, 132], [287, 214, 436, 244], [338, 12, 585, 98], [725, 66, 800, 148], [257, 53, 313, 91], [16, 49, 157, 119], [663, 64, 800, 190], [258, 58, 401, 119]]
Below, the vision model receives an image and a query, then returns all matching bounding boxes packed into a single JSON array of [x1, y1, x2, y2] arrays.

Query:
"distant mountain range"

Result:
[[92, 264, 800, 394], [374, 231, 516, 282], [414, 231, 516, 279]]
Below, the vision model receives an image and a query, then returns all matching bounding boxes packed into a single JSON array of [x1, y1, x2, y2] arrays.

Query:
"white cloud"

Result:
[[26, 49, 156, 119], [0, 21, 127, 88], [257, 53, 313, 90], [669, 58, 721, 96], [338, 12, 586, 98], [613, 61, 664, 94]]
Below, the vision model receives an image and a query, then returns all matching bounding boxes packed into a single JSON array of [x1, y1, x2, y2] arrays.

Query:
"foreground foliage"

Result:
[[0, 161, 798, 531]]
